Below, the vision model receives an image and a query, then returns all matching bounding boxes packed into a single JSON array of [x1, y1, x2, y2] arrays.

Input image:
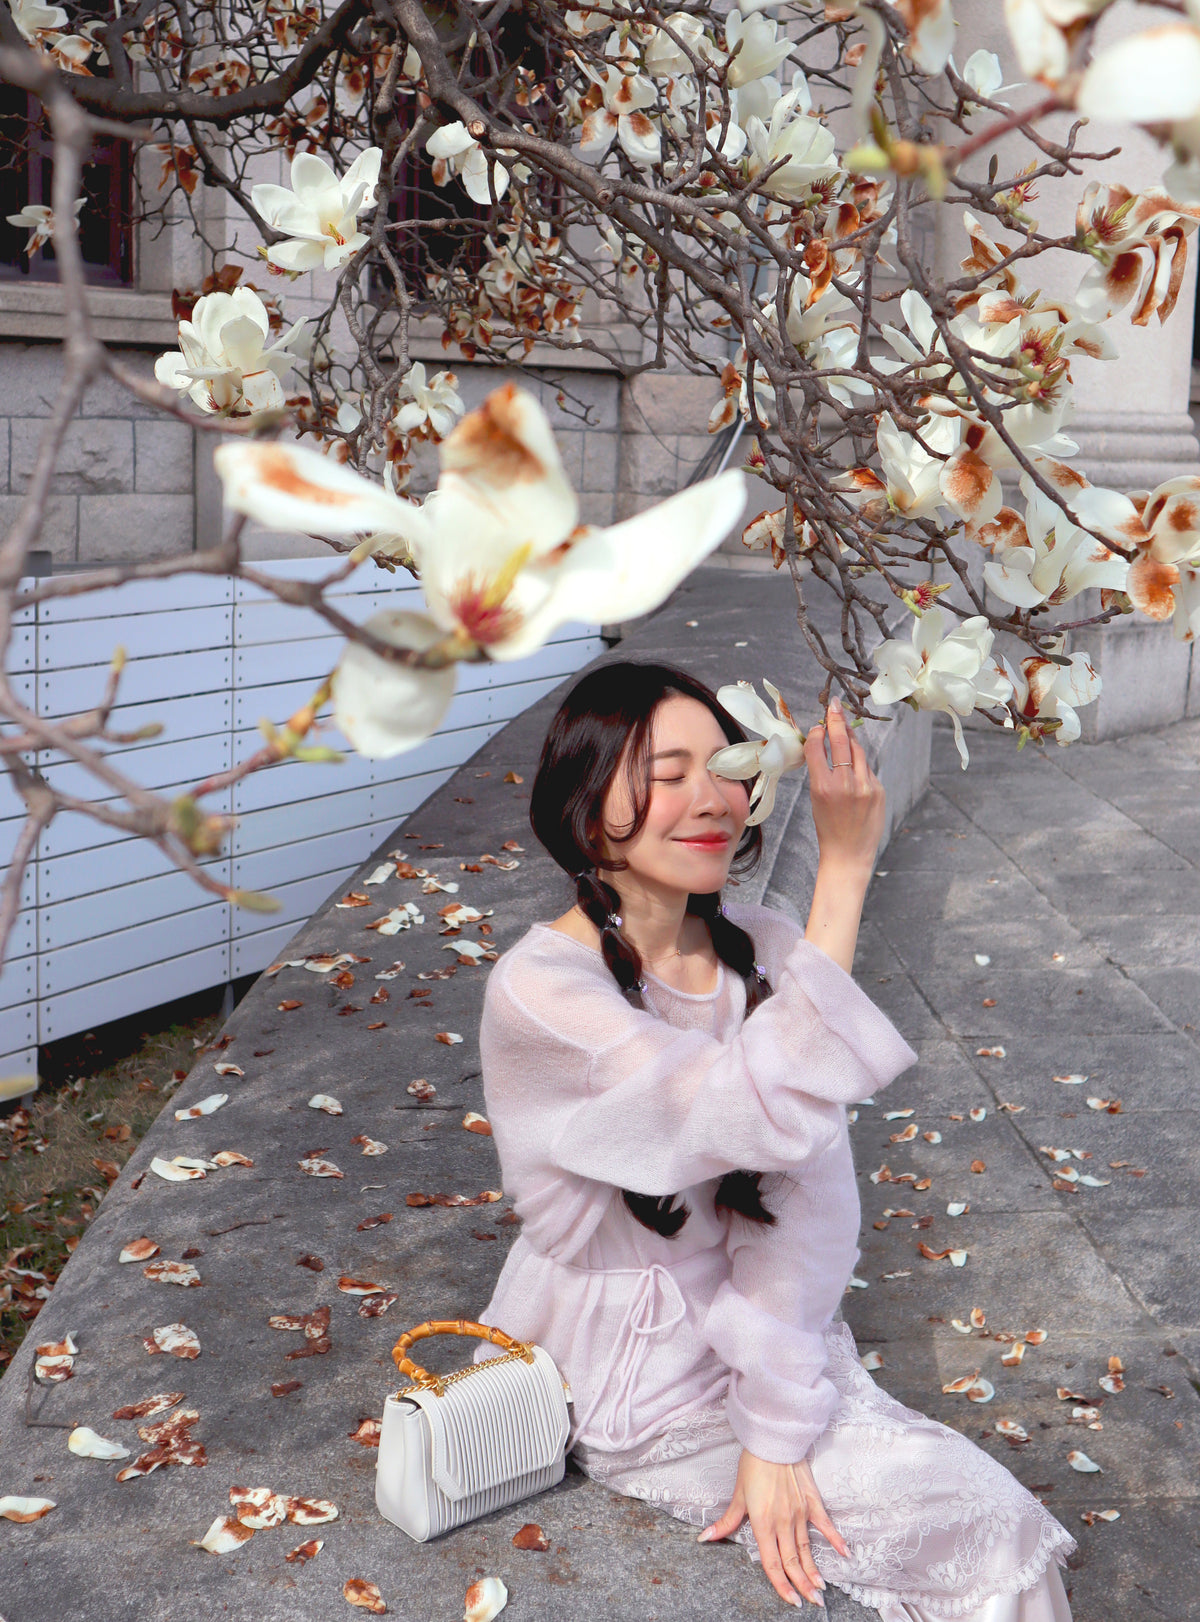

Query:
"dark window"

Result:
[[382, 11, 561, 301], [0, 85, 134, 286]]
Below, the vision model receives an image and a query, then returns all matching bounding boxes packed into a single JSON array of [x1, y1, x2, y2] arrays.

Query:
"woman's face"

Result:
[[598, 694, 751, 895]]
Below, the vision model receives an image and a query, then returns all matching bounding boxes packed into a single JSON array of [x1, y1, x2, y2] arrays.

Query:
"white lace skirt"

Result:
[[572, 1322, 1076, 1622]]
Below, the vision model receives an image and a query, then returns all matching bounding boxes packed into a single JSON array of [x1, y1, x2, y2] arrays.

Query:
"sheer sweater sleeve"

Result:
[[481, 921, 916, 1200], [702, 1129, 862, 1462]]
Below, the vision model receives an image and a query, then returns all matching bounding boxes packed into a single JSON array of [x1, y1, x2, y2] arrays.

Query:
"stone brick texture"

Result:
[[3, 337, 761, 568]]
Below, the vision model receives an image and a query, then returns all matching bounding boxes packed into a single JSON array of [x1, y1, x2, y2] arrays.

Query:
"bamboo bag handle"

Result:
[[391, 1319, 534, 1395]]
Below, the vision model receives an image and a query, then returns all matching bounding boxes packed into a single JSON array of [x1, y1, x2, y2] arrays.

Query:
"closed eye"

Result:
[[654, 777, 684, 784]]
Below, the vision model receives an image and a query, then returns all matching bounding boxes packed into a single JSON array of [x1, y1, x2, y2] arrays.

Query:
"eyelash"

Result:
[[654, 777, 684, 785]]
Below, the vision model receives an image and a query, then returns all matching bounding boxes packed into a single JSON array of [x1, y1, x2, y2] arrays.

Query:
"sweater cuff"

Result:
[[782, 936, 918, 1094], [724, 1372, 839, 1466]]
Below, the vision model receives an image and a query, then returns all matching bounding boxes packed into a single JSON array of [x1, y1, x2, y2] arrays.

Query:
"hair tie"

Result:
[[754, 962, 767, 981], [606, 912, 622, 929], [720, 902, 728, 917]]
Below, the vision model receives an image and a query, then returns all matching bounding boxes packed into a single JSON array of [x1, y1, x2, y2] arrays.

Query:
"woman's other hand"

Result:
[[698, 1449, 850, 1608], [804, 697, 885, 878]]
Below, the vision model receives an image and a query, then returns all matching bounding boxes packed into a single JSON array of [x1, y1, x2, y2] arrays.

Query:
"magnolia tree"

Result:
[[1, 0, 1199, 960]]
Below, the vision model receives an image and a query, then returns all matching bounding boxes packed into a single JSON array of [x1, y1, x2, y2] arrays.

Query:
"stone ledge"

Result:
[[0, 282, 179, 347], [0, 564, 925, 1621]]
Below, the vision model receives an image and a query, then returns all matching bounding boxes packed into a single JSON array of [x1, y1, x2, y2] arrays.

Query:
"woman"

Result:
[[475, 659, 1075, 1619]]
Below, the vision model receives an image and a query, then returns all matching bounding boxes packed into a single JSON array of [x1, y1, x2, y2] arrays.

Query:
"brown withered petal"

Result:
[[367, 1022, 387, 1030], [306, 1306, 331, 1336], [119, 1238, 160, 1264], [1099, 1373, 1125, 1395], [287, 1497, 339, 1525], [298, 1156, 344, 1178], [112, 1393, 184, 1421], [462, 1113, 492, 1136], [286, 1538, 324, 1562], [237, 1493, 289, 1530], [357, 1214, 393, 1231], [278, 1000, 304, 1012], [344, 1579, 386, 1613], [503, 771, 523, 784], [407, 1079, 437, 1101], [296, 1254, 325, 1272], [512, 1522, 550, 1551], [1024, 1329, 1048, 1346], [1001, 1342, 1026, 1367], [144, 1260, 202, 1287], [435, 1031, 463, 1045], [93, 1158, 121, 1183], [351, 1135, 388, 1155], [338, 1278, 386, 1296], [195, 1515, 254, 1553], [971, 1160, 987, 1174], [1057, 1387, 1088, 1401], [138, 1408, 199, 1444], [348, 1418, 382, 1447], [271, 1379, 303, 1397], [269, 1314, 306, 1332], [285, 1337, 331, 1360], [115, 1451, 168, 1483], [358, 1293, 398, 1319], [212, 1150, 254, 1167], [145, 1323, 201, 1359], [213, 1063, 244, 1077]]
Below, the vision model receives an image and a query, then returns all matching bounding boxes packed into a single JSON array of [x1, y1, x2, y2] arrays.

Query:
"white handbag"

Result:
[[375, 1318, 571, 1542]]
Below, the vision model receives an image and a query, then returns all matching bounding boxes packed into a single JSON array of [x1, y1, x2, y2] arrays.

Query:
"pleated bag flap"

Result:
[[407, 1344, 570, 1502]]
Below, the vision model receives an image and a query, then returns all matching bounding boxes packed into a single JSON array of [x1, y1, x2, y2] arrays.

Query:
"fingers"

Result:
[[698, 1492, 746, 1543], [808, 1504, 851, 1562], [757, 1522, 824, 1610], [782, 1522, 826, 1608]]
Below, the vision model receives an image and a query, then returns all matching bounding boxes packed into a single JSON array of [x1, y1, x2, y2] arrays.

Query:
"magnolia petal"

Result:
[[1068, 1449, 1103, 1472], [1077, 25, 1200, 125], [196, 1514, 255, 1553], [715, 679, 782, 739], [495, 472, 746, 661], [706, 739, 765, 780], [173, 1092, 228, 1121], [465, 1577, 509, 1622], [213, 439, 418, 542], [308, 1094, 343, 1115], [331, 610, 458, 760], [0, 1496, 56, 1522], [68, 1426, 130, 1460]]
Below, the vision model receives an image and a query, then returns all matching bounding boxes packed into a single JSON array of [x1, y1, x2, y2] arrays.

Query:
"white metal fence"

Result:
[[0, 561, 603, 1080]]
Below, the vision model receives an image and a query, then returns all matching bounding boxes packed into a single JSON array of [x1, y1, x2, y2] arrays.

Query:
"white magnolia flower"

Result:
[[8, 0, 67, 40], [835, 410, 962, 525], [1003, 0, 1111, 86], [958, 48, 1009, 100], [744, 78, 839, 202], [972, 475, 1129, 609], [707, 679, 806, 826], [250, 147, 382, 272], [427, 123, 513, 205], [643, 11, 707, 76], [393, 363, 464, 442], [6, 196, 83, 255], [213, 385, 746, 755], [998, 648, 1100, 744], [579, 64, 662, 168], [891, 0, 956, 76], [868, 606, 1013, 768], [1077, 9, 1200, 173], [154, 287, 308, 417], [1073, 182, 1200, 326], [723, 7, 794, 89]]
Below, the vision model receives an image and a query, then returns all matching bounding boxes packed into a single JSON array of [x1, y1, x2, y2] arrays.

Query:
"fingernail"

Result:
[[829, 696, 842, 713], [697, 1528, 713, 1542], [815, 1577, 827, 1590]]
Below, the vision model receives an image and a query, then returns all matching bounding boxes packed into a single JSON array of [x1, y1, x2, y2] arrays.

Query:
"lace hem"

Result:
[[572, 1320, 1079, 1619], [829, 1527, 1075, 1620]]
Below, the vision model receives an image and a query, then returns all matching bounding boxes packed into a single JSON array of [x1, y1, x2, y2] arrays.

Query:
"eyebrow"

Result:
[[651, 748, 692, 760]]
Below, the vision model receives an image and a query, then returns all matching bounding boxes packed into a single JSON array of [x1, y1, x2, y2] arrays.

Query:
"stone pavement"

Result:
[[849, 716, 1200, 1622], [1, 563, 1195, 1620]]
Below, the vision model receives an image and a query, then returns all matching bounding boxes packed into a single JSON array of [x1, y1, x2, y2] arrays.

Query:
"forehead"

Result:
[[648, 693, 725, 755]]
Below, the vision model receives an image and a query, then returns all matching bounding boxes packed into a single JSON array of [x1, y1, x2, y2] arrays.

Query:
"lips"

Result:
[[676, 835, 730, 847]]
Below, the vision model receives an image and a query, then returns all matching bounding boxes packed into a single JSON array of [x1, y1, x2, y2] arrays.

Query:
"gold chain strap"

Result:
[[391, 1318, 535, 1399]]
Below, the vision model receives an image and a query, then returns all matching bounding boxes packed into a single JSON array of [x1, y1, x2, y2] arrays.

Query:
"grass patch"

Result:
[[0, 985, 239, 1368]]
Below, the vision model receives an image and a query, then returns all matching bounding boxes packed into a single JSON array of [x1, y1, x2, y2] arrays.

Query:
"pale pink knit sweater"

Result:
[[475, 901, 918, 1465]]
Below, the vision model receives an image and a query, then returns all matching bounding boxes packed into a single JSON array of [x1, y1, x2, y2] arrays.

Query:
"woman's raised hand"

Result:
[[698, 1449, 850, 1608], [804, 697, 885, 877]]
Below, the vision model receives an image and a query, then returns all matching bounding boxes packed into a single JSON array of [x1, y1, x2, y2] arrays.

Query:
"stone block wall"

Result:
[[0, 343, 200, 567]]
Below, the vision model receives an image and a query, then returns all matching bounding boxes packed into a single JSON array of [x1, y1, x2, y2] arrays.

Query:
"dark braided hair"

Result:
[[529, 659, 780, 1237]]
